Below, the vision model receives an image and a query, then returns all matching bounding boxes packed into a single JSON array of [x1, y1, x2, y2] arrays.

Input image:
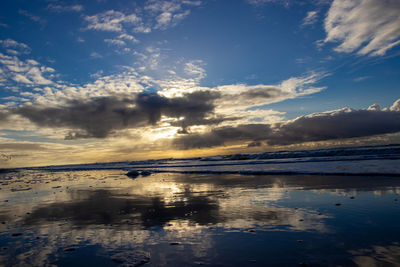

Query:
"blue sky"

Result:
[[1, 0, 400, 167]]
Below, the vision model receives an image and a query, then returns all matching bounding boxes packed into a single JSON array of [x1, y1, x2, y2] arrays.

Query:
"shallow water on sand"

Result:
[[0, 170, 400, 266]]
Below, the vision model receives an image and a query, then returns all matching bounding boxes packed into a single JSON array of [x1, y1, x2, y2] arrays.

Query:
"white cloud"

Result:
[[47, 4, 84, 12], [367, 103, 380, 111], [302, 11, 318, 26], [215, 72, 326, 113], [84, 10, 140, 32], [145, 0, 194, 29], [184, 60, 206, 79], [26, 59, 39, 66], [145, 1, 184, 13], [277, 71, 328, 97], [90, 52, 103, 59], [12, 74, 32, 84], [41, 66, 55, 73], [5, 49, 20, 56], [390, 99, 400, 112], [0, 39, 31, 54], [26, 69, 148, 106], [0, 53, 54, 88], [295, 57, 312, 64], [26, 67, 53, 85], [159, 71, 327, 124], [155, 12, 173, 29], [104, 39, 126, 46], [353, 76, 371, 82], [324, 0, 400, 56], [182, 0, 202, 6], [18, 10, 46, 25], [85, 1, 201, 35], [133, 25, 152, 33], [90, 70, 104, 79], [117, 34, 139, 43]]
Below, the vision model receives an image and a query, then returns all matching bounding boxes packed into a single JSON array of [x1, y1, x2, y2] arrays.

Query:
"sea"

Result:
[[0, 144, 399, 266]]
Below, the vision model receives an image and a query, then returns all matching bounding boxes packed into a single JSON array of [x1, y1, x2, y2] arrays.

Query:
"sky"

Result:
[[1, 0, 400, 168]]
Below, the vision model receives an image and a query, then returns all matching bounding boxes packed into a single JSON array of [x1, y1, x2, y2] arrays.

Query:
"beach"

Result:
[[1, 168, 400, 266]]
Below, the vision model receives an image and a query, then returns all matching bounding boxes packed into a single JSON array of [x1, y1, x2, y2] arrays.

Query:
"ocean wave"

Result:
[[16, 144, 400, 176]]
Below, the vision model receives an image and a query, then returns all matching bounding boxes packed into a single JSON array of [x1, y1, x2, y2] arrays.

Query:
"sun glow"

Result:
[[150, 126, 180, 140]]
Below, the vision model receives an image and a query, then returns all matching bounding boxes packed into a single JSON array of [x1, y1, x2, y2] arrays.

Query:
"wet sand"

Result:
[[1, 170, 400, 266]]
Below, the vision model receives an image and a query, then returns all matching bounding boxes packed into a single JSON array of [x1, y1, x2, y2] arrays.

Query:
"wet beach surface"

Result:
[[1, 170, 400, 266]]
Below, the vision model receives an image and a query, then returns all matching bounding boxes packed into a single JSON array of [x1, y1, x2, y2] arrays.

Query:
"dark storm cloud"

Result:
[[0, 110, 10, 123], [13, 91, 221, 139], [173, 105, 400, 149], [269, 108, 400, 145], [143, 90, 224, 129], [173, 124, 273, 149], [239, 87, 288, 99], [7, 92, 400, 147]]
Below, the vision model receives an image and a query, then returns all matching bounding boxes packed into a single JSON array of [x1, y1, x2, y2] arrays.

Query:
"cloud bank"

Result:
[[4, 88, 400, 151], [173, 100, 400, 149], [11, 91, 221, 139], [0, 69, 326, 140]]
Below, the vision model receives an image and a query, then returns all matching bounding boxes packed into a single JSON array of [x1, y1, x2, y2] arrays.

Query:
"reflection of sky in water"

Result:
[[0, 171, 400, 266]]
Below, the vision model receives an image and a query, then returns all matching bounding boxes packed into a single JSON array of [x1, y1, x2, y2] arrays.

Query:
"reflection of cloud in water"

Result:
[[350, 243, 400, 266], [3, 170, 400, 265], [24, 189, 221, 228], [217, 187, 330, 232], [172, 173, 400, 193], [373, 188, 400, 196], [1, 220, 216, 266], [20, 228, 213, 266], [22, 187, 328, 232], [311, 187, 400, 197], [220, 206, 329, 232], [6, 184, 328, 266]]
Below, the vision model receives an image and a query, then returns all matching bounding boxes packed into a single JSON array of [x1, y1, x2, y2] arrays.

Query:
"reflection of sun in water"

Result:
[[160, 183, 181, 194], [161, 184, 185, 205]]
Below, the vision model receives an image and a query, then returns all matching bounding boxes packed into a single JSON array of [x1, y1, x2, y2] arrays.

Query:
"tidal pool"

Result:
[[0, 170, 400, 266]]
